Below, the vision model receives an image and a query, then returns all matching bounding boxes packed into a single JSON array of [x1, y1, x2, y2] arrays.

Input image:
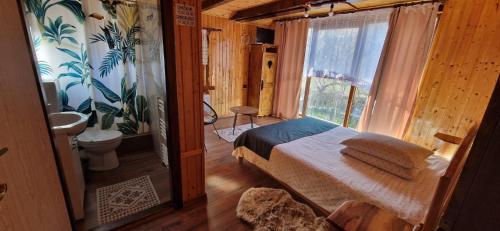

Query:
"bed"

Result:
[[232, 117, 450, 225]]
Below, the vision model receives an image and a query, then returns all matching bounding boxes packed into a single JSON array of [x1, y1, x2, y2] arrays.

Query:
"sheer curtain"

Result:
[[136, 0, 169, 165], [357, 4, 439, 138], [273, 20, 309, 119], [303, 9, 393, 89], [301, 9, 392, 126]]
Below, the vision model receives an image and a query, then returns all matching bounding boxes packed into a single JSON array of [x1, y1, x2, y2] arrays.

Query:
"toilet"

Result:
[[77, 129, 123, 171]]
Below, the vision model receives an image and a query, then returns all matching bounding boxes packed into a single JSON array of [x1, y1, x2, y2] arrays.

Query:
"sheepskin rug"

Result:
[[236, 187, 333, 231]]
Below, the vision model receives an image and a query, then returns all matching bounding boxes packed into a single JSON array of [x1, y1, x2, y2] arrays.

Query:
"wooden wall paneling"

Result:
[[164, 0, 205, 203], [232, 22, 239, 113], [202, 14, 256, 116], [243, 24, 256, 105], [230, 19, 236, 111], [454, 1, 500, 135], [223, 16, 229, 115], [405, 0, 500, 149], [237, 24, 245, 106], [223, 15, 230, 116]]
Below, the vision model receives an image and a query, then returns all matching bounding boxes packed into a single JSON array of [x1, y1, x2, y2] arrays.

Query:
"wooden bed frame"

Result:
[[420, 124, 478, 231], [236, 125, 478, 231]]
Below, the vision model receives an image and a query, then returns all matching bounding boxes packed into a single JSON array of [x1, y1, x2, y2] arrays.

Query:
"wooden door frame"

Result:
[[161, 0, 205, 203], [160, 0, 183, 209]]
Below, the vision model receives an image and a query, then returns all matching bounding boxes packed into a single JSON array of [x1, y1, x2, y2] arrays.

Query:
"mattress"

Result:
[[232, 126, 449, 224]]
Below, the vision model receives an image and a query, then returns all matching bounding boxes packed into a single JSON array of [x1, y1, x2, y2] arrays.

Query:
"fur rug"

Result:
[[236, 187, 334, 231]]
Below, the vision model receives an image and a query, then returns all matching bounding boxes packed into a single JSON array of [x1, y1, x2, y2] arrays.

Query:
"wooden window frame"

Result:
[[301, 76, 357, 128]]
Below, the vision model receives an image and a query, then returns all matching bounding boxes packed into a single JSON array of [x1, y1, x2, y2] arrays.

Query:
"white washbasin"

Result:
[[49, 112, 89, 136]]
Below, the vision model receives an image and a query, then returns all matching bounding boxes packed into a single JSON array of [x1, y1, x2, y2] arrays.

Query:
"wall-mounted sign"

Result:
[[176, 4, 195, 27]]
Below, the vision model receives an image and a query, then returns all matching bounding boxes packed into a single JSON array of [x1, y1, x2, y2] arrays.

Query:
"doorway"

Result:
[[20, 0, 174, 229]]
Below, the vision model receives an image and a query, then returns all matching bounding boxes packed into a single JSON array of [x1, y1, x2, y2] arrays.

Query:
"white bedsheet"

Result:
[[232, 127, 449, 224]]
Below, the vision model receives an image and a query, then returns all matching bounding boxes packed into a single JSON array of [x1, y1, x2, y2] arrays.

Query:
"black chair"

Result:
[[203, 101, 220, 139]]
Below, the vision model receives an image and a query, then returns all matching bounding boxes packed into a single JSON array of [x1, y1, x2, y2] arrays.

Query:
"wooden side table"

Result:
[[229, 106, 259, 135]]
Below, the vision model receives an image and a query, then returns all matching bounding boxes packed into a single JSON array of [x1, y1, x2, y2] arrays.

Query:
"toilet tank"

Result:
[[43, 81, 60, 113]]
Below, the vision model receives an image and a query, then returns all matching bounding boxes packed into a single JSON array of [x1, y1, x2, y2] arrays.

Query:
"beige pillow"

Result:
[[340, 132, 433, 169], [341, 147, 420, 180]]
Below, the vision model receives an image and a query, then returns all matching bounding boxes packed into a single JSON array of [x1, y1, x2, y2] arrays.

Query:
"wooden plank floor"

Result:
[[122, 116, 286, 230], [76, 148, 171, 230]]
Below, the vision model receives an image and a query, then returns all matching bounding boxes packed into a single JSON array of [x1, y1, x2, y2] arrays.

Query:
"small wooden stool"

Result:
[[229, 106, 258, 135]]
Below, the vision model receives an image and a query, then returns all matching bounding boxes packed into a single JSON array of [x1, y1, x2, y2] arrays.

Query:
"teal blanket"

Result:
[[234, 117, 338, 160]]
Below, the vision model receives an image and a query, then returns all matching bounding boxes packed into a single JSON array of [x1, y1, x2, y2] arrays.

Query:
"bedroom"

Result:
[[197, 0, 500, 230], [1, 0, 499, 230]]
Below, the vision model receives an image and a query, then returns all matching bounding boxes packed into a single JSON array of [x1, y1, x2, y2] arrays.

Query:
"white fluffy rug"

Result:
[[215, 123, 259, 142], [236, 187, 333, 231]]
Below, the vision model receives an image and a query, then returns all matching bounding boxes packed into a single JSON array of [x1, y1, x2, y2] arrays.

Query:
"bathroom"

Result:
[[22, 0, 172, 229]]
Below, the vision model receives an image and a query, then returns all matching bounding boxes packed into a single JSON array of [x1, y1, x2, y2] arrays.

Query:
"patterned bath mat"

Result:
[[96, 175, 160, 225], [215, 123, 259, 142]]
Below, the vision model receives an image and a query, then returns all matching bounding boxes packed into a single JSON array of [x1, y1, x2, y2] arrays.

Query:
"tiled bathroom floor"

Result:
[[76, 149, 171, 230]]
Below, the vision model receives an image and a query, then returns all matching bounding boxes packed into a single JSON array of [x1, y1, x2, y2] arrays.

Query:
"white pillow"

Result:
[[341, 147, 420, 180], [340, 132, 433, 169]]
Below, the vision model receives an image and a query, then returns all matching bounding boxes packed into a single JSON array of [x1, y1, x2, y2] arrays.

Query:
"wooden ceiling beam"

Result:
[[230, 0, 346, 21], [274, 0, 440, 22], [202, 0, 236, 11]]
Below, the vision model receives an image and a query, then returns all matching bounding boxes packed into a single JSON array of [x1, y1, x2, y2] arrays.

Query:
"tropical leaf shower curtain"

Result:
[[24, 0, 151, 135]]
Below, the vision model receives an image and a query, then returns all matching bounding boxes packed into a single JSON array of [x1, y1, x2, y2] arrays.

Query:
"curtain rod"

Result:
[[274, 0, 444, 22]]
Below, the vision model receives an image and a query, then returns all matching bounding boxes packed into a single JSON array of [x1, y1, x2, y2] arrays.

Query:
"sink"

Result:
[[49, 111, 89, 219], [49, 112, 89, 135]]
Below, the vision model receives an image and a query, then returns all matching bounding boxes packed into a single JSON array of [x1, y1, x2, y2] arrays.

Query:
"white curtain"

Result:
[[303, 9, 393, 89], [300, 9, 392, 126], [136, 0, 168, 164], [273, 20, 309, 119], [357, 4, 439, 138]]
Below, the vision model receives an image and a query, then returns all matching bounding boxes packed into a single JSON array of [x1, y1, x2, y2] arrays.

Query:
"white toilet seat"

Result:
[[77, 129, 122, 144]]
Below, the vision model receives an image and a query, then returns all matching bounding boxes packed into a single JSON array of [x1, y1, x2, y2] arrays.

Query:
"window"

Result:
[[300, 9, 392, 128]]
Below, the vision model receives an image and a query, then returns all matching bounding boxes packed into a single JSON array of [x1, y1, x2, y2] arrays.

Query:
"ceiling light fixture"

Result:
[[328, 2, 335, 17], [304, 3, 311, 18]]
